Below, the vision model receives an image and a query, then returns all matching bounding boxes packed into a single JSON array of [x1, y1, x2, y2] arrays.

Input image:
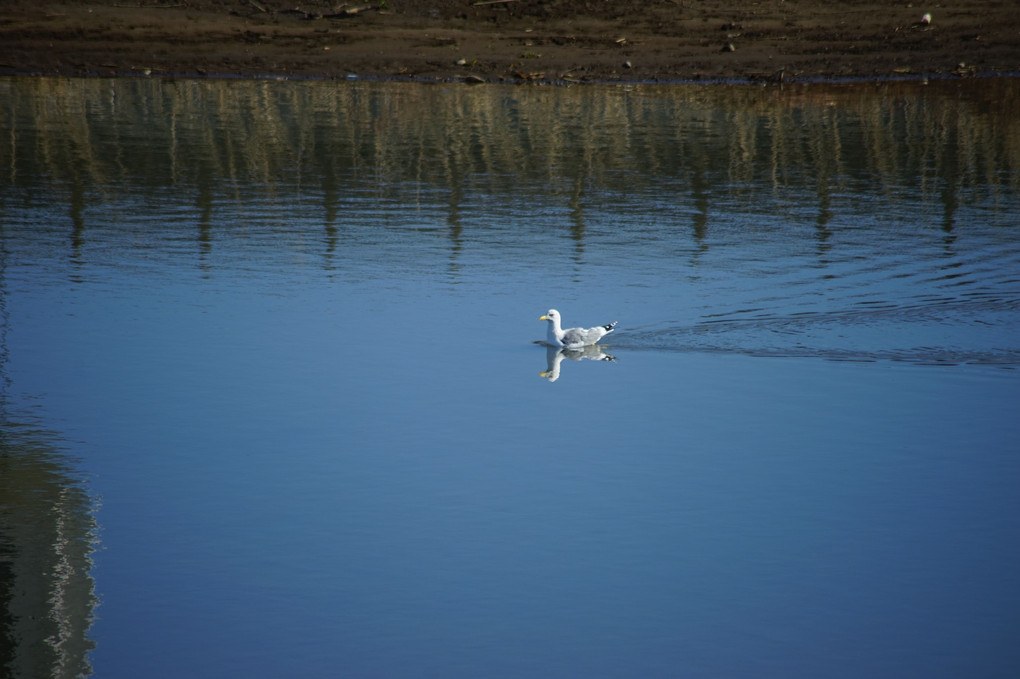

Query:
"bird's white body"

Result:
[[539, 309, 617, 348]]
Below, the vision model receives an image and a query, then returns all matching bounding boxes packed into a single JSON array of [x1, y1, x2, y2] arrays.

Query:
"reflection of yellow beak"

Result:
[[539, 315, 548, 321], [539, 371, 550, 377]]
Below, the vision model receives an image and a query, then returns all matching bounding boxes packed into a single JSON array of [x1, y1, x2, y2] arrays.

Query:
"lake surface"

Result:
[[2, 76, 1020, 678]]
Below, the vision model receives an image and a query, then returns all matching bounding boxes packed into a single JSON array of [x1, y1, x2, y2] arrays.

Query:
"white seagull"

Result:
[[539, 309, 617, 348]]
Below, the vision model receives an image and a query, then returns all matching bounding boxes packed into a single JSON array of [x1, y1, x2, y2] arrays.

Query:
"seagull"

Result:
[[539, 309, 617, 348]]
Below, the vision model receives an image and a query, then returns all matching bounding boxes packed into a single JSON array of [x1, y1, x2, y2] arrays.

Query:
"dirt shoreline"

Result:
[[2, 0, 1019, 83]]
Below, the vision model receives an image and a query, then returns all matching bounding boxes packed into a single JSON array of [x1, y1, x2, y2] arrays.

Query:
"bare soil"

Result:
[[1, 0, 1018, 82]]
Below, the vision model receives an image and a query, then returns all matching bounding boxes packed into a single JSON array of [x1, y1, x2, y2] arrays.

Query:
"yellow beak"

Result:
[[539, 315, 548, 321]]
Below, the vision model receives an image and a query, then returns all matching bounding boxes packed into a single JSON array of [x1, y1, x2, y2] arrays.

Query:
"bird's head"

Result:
[[539, 309, 560, 323]]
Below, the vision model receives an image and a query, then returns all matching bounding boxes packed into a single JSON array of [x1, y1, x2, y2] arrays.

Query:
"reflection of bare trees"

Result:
[[0, 429, 98, 679], [1, 77, 1017, 256]]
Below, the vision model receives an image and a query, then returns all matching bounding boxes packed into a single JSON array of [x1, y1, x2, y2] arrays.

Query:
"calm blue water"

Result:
[[2, 77, 1020, 678]]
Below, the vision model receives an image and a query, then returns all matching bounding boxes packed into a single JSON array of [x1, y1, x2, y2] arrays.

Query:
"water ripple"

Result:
[[616, 292, 1020, 367]]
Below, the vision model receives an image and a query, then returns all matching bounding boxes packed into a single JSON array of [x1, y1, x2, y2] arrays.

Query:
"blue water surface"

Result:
[[1, 76, 1019, 678]]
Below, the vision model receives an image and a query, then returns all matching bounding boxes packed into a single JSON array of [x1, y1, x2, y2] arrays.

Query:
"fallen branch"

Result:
[[472, 0, 519, 6]]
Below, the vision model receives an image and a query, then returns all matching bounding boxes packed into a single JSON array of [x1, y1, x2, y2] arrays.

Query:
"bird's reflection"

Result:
[[539, 344, 616, 382]]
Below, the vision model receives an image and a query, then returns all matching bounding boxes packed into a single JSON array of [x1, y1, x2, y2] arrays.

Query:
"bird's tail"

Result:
[[603, 321, 618, 333]]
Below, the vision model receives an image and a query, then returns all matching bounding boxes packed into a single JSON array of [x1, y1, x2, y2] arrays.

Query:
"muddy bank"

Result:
[[1, 0, 1018, 82]]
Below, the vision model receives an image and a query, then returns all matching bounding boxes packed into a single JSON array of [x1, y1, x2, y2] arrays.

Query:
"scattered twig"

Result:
[[109, 1, 189, 6], [281, 4, 374, 18], [109, 2, 187, 7], [472, 0, 519, 6], [323, 4, 373, 17]]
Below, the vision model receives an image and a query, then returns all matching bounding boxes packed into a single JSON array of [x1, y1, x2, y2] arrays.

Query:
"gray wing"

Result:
[[562, 321, 616, 347], [560, 327, 588, 346], [562, 326, 606, 347]]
